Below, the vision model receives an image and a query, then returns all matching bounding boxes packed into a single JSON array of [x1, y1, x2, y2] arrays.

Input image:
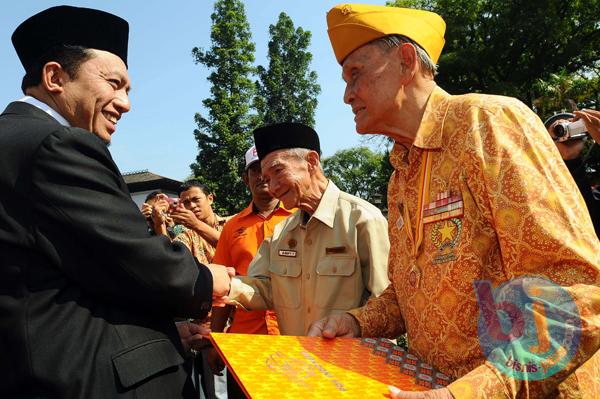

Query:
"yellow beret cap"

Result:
[[327, 3, 446, 64]]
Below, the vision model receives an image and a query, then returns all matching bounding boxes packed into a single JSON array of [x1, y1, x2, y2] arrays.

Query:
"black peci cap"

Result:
[[253, 122, 321, 160], [12, 5, 129, 71]]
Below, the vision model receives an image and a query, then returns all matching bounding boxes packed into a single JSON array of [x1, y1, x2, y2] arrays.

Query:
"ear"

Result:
[[397, 43, 418, 84], [305, 150, 321, 174], [41, 62, 69, 94], [242, 172, 250, 187], [207, 193, 214, 205]]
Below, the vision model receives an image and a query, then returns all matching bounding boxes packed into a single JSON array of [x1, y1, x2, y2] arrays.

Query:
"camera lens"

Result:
[[553, 124, 567, 137]]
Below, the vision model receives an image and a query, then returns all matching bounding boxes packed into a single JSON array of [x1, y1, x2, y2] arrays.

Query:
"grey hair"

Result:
[[284, 148, 311, 160], [283, 148, 323, 172], [374, 34, 438, 76]]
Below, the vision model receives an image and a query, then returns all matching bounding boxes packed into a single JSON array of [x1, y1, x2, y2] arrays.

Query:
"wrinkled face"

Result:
[[61, 49, 131, 143], [342, 42, 404, 134], [180, 187, 213, 222], [245, 161, 272, 199], [260, 150, 310, 209]]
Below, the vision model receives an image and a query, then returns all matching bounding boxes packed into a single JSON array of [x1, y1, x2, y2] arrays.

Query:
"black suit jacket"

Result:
[[0, 102, 213, 398]]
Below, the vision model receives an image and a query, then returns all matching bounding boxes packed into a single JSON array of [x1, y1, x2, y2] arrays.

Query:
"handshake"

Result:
[[206, 263, 235, 305]]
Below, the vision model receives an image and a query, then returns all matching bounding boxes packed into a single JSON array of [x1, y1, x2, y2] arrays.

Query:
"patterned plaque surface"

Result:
[[210, 334, 452, 398]]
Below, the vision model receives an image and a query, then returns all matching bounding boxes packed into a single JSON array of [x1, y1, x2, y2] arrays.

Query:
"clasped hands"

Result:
[[207, 263, 235, 304]]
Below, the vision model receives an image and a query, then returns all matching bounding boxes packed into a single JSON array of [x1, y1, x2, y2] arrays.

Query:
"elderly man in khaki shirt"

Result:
[[226, 122, 390, 335]]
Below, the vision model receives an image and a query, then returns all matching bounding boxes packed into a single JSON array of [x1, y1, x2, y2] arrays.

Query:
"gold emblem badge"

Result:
[[341, 4, 352, 15], [431, 218, 462, 264]]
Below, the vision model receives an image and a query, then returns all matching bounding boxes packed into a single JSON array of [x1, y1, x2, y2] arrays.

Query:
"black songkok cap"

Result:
[[12, 5, 129, 71], [253, 122, 321, 160]]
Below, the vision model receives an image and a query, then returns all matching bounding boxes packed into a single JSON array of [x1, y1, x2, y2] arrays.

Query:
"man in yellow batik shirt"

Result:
[[309, 4, 600, 399]]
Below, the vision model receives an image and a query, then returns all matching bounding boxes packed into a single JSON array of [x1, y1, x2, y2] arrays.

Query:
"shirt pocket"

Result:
[[269, 259, 302, 309], [314, 256, 359, 310]]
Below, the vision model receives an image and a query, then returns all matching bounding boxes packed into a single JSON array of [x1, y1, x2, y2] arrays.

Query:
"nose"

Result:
[[114, 89, 131, 114], [343, 81, 354, 105], [267, 178, 277, 196]]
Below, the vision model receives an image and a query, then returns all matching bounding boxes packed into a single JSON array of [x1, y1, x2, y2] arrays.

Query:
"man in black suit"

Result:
[[0, 6, 232, 399]]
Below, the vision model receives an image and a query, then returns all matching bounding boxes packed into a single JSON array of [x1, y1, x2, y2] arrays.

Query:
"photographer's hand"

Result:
[[171, 207, 201, 230], [574, 109, 600, 143], [141, 203, 153, 219], [150, 198, 170, 236], [151, 198, 169, 223]]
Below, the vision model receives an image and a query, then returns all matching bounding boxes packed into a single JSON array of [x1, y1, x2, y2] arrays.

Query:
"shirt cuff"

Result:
[[227, 277, 250, 311], [448, 362, 516, 399]]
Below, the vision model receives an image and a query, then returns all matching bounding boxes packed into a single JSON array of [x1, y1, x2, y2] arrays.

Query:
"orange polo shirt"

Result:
[[213, 202, 293, 335]]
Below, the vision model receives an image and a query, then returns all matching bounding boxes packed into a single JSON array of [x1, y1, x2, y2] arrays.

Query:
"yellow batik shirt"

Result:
[[350, 86, 600, 398]]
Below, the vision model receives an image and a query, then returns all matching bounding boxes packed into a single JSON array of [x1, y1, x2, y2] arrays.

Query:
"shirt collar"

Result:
[[278, 180, 340, 231], [412, 86, 451, 150], [307, 180, 339, 229], [237, 202, 254, 218], [238, 201, 293, 219], [18, 96, 71, 127], [390, 86, 451, 170]]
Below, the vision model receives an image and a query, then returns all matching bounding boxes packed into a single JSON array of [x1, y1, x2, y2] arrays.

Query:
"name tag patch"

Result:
[[278, 250, 297, 258], [325, 246, 347, 255]]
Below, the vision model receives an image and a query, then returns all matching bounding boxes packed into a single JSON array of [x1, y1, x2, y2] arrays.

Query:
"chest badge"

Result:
[[431, 218, 462, 264]]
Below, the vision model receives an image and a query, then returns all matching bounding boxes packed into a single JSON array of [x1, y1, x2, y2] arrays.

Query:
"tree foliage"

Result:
[[533, 68, 600, 119], [254, 12, 321, 126], [387, 0, 600, 179], [191, 0, 256, 215], [323, 147, 393, 211], [386, 0, 600, 105]]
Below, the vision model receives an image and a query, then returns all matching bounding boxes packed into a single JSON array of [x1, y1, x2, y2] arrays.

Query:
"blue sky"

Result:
[[1, 0, 386, 180]]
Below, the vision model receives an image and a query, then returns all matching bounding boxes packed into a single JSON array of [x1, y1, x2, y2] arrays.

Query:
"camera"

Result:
[[156, 193, 179, 209], [165, 197, 179, 209], [552, 119, 588, 142], [543, 112, 588, 142]]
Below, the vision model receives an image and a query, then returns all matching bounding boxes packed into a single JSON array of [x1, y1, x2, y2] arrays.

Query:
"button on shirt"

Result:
[[229, 180, 390, 336], [350, 86, 600, 398]]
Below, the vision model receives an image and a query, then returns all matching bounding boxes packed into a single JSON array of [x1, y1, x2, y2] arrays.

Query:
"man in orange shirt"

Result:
[[209, 145, 294, 397]]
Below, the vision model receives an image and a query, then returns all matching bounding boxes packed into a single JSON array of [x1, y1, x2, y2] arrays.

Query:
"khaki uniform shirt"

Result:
[[229, 180, 390, 335], [350, 87, 600, 398]]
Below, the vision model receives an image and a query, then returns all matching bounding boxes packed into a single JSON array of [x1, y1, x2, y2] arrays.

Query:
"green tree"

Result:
[[323, 147, 393, 211], [533, 68, 600, 119], [254, 12, 321, 126], [386, 0, 600, 105], [387, 0, 600, 179], [191, 0, 256, 215]]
